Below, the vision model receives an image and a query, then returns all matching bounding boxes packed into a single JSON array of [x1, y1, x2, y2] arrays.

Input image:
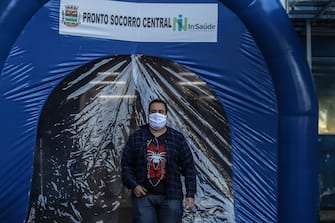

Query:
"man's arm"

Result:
[[121, 136, 138, 190]]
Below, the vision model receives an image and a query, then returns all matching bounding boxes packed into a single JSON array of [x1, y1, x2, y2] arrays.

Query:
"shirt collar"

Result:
[[147, 125, 168, 143]]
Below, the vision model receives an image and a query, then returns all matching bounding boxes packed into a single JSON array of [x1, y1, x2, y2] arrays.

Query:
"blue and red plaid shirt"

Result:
[[121, 125, 196, 200]]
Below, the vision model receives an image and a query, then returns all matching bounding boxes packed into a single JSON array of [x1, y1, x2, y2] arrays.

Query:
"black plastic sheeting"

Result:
[[27, 55, 233, 222]]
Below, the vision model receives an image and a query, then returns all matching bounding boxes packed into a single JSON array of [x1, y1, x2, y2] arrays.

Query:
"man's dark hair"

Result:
[[148, 99, 168, 113]]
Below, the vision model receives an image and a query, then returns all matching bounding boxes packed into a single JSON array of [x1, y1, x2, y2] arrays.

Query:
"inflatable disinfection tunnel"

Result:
[[0, 0, 318, 223]]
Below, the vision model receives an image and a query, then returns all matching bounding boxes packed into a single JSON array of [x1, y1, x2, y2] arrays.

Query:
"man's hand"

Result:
[[133, 185, 147, 197], [185, 197, 195, 211]]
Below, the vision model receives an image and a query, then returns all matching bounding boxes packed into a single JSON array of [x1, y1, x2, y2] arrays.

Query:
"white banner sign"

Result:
[[59, 0, 218, 42]]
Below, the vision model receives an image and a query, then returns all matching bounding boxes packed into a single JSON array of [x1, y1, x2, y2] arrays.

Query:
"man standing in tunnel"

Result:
[[121, 99, 196, 223]]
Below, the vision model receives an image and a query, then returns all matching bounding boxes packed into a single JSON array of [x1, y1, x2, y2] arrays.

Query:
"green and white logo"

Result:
[[173, 14, 188, 31]]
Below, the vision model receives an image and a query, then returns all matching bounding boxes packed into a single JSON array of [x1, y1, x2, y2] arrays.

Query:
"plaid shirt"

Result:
[[121, 125, 196, 200]]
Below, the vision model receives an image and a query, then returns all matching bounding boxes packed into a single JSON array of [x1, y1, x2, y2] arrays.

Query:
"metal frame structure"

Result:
[[288, 0, 335, 19], [285, 0, 335, 71], [286, 0, 335, 36]]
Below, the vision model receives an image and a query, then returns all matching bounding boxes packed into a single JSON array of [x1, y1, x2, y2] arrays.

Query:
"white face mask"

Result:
[[149, 112, 167, 130]]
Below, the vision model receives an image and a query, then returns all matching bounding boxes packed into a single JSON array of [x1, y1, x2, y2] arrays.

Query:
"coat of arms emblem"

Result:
[[62, 5, 80, 27]]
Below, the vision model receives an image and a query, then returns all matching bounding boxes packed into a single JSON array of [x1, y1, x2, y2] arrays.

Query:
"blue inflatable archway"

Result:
[[0, 0, 318, 223]]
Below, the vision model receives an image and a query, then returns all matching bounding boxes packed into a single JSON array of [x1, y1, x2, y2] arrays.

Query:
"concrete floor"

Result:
[[320, 209, 335, 223]]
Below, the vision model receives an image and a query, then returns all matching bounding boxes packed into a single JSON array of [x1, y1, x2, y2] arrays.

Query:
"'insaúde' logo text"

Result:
[[172, 14, 216, 32]]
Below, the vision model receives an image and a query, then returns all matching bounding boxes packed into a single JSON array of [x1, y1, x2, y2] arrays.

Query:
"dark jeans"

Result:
[[132, 194, 183, 223]]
